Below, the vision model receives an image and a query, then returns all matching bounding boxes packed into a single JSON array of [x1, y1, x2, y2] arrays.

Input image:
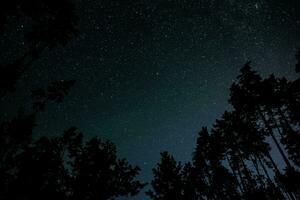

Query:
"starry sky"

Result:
[[1, 0, 300, 199]]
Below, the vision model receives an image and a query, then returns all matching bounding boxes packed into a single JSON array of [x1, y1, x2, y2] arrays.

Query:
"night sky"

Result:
[[1, 0, 300, 199]]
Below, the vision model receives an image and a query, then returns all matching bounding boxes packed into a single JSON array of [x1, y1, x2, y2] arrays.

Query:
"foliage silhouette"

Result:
[[148, 50, 300, 200], [3, 127, 145, 200], [2, 1, 300, 199], [0, 0, 78, 97], [0, 1, 145, 199], [147, 152, 185, 200]]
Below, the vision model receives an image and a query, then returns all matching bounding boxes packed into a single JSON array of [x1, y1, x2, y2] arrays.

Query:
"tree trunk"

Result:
[[235, 159, 247, 193], [226, 154, 244, 194], [250, 155, 265, 187], [257, 156, 272, 184], [258, 108, 293, 169]]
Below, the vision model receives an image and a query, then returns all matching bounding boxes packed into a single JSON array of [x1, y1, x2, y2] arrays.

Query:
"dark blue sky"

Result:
[[1, 0, 300, 199]]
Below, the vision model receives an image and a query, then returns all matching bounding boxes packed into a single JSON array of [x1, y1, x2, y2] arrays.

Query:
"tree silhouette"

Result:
[[0, 1, 145, 199], [181, 162, 198, 200], [0, 0, 78, 97], [148, 50, 300, 200], [7, 136, 68, 200], [192, 127, 213, 199], [31, 79, 76, 112], [147, 152, 185, 200], [1, 127, 145, 200], [67, 129, 145, 200]]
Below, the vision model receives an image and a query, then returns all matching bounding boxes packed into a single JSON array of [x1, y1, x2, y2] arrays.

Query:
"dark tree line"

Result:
[[0, 1, 145, 200], [148, 54, 300, 200], [2, 1, 300, 200]]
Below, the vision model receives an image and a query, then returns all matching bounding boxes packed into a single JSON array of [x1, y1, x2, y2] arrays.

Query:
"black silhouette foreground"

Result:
[[148, 53, 300, 200], [1, 1, 300, 200], [0, 1, 145, 199]]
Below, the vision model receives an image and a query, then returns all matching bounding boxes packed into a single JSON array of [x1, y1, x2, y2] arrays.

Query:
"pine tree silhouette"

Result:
[[147, 152, 185, 200], [149, 51, 300, 200]]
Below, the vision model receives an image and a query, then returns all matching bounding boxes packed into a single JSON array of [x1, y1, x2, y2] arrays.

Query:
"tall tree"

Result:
[[147, 152, 184, 200], [192, 127, 212, 199], [229, 63, 293, 170], [68, 130, 145, 200]]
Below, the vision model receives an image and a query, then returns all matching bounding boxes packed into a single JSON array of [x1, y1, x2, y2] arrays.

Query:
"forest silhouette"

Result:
[[0, 1, 145, 200], [148, 59, 300, 200], [1, 0, 300, 200]]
